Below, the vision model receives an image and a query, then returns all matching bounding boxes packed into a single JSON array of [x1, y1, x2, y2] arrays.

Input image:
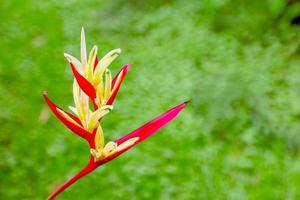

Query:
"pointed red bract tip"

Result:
[[111, 64, 131, 88], [184, 99, 191, 104], [107, 64, 131, 105], [123, 63, 132, 71], [43, 93, 92, 141]]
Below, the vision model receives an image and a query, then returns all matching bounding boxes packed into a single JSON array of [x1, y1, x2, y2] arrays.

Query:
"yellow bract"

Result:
[[93, 48, 121, 85], [86, 105, 113, 132], [86, 45, 98, 81], [104, 69, 112, 100], [95, 125, 104, 149]]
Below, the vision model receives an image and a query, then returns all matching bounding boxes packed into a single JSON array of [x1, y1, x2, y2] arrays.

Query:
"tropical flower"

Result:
[[44, 28, 189, 200]]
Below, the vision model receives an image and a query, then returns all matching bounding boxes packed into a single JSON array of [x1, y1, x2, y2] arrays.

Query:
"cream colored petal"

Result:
[[86, 105, 113, 131], [73, 80, 84, 121], [90, 149, 97, 157], [90, 148, 102, 161], [64, 53, 83, 73], [103, 141, 117, 154], [87, 45, 98, 81], [116, 137, 139, 152], [80, 92, 90, 126], [68, 106, 78, 116], [104, 69, 112, 100], [96, 82, 104, 106], [56, 107, 82, 127], [81, 27, 87, 70], [93, 48, 121, 85]]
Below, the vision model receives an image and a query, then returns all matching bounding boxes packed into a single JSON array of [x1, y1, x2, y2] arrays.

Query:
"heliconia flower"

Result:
[[44, 27, 189, 200], [64, 28, 128, 110]]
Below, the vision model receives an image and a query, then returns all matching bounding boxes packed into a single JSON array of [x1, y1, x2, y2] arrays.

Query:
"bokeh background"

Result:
[[1, 0, 300, 199]]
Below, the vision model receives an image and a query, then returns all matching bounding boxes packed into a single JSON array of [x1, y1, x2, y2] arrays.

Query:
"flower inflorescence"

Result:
[[44, 28, 188, 200]]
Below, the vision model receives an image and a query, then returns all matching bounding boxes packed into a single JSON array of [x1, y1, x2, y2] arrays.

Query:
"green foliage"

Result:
[[1, 0, 300, 199]]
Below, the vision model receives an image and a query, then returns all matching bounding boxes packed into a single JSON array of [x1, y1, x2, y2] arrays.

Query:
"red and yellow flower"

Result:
[[44, 28, 188, 200]]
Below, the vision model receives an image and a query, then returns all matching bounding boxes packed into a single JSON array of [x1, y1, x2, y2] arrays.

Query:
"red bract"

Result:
[[107, 64, 131, 105], [43, 92, 92, 142], [70, 63, 97, 101], [70, 63, 98, 109], [44, 28, 189, 200]]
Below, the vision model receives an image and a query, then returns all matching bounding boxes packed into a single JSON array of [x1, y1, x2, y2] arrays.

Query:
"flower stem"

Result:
[[47, 158, 96, 200]]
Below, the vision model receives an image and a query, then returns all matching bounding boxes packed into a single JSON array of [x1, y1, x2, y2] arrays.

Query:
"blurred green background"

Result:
[[1, 0, 300, 199]]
